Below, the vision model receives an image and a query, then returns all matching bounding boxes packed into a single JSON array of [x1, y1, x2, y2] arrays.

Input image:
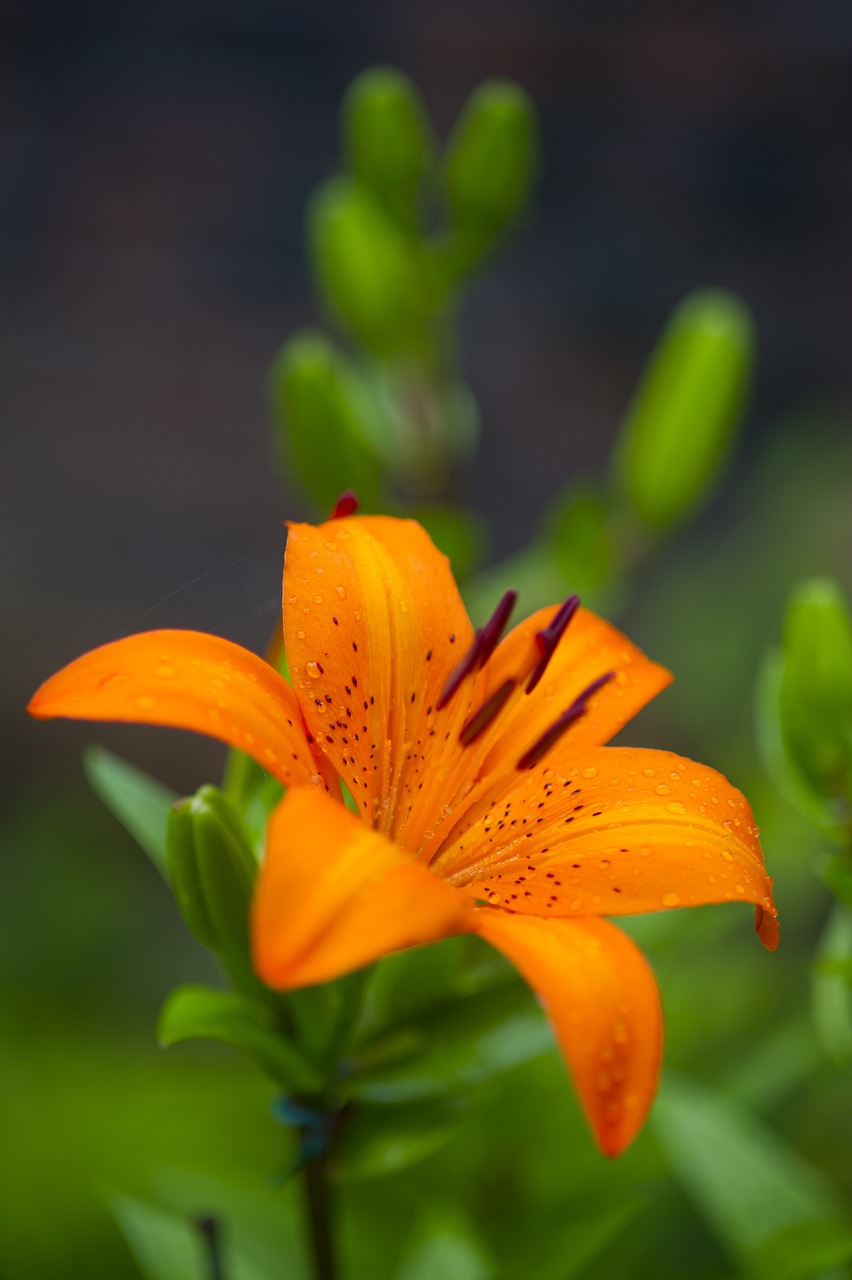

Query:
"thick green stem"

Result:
[[303, 1155, 337, 1280]]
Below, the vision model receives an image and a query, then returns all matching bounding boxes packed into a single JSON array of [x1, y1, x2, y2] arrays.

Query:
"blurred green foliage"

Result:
[[16, 64, 852, 1280]]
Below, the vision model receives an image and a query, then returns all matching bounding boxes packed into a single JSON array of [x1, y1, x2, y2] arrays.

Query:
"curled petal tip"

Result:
[[756, 904, 780, 951]]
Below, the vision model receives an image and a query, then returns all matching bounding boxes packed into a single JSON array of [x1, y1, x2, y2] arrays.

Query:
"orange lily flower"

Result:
[[29, 512, 778, 1156]]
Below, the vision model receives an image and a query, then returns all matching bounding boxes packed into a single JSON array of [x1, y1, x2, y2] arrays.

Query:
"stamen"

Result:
[[331, 490, 359, 519], [516, 671, 615, 770], [459, 679, 516, 746], [526, 594, 580, 694], [437, 590, 517, 710]]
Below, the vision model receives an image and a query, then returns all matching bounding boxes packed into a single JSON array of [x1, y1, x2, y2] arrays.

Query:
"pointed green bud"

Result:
[[613, 290, 754, 530], [779, 579, 852, 797], [167, 786, 257, 961], [268, 330, 381, 510], [341, 66, 433, 226], [308, 177, 419, 354], [443, 80, 538, 264]]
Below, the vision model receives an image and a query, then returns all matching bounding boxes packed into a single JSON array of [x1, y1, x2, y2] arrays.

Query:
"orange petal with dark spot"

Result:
[[283, 516, 474, 837], [252, 786, 472, 989], [27, 629, 323, 789], [438, 747, 778, 948], [475, 911, 663, 1156]]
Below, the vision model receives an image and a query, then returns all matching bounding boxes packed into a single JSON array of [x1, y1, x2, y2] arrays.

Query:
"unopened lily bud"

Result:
[[614, 290, 754, 530], [342, 66, 433, 225], [443, 80, 538, 259], [167, 787, 257, 960], [268, 331, 379, 510], [308, 177, 418, 354], [779, 579, 852, 796]]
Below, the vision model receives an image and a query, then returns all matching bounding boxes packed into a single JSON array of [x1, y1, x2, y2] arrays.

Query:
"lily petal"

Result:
[[252, 786, 472, 989], [283, 517, 474, 836], [438, 747, 778, 947], [475, 911, 663, 1156], [480, 605, 672, 775], [27, 629, 322, 789]]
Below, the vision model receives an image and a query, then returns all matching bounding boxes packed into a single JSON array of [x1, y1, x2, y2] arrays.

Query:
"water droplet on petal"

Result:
[[296, 629, 306, 639], [655, 783, 670, 795], [661, 892, 680, 907], [666, 801, 686, 815], [583, 766, 598, 779], [643, 768, 655, 778], [336, 585, 346, 599], [156, 664, 175, 678], [306, 662, 322, 680]]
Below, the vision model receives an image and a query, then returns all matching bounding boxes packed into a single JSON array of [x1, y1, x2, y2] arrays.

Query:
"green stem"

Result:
[[303, 1155, 337, 1280], [196, 1216, 225, 1280]]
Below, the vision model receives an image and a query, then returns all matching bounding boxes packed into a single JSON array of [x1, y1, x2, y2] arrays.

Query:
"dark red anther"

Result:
[[517, 671, 614, 770], [436, 590, 517, 711], [459, 679, 516, 746], [526, 594, 580, 695], [331, 490, 359, 519]]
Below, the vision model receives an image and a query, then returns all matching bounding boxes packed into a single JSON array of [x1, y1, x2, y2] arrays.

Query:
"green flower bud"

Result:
[[308, 176, 419, 354], [779, 579, 852, 797], [613, 290, 754, 530], [167, 787, 257, 961], [443, 80, 538, 262], [268, 330, 381, 510], [341, 66, 433, 226]]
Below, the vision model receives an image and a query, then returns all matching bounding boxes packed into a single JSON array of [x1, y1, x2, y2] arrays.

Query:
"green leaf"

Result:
[[343, 980, 552, 1104], [394, 1209, 494, 1280], [750, 1220, 852, 1280], [812, 903, 852, 1064], [613, 289, 754, 529], [652, 1072, 846, 1264], [112, 1195, 274, 1280], [158, 984, 323, 1095], [332, 1095, 472, 1183], [84, 745, 177, 878]]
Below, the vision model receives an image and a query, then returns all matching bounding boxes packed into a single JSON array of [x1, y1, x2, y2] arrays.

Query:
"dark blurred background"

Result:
[[3, 4, 852, 1275], [5, 0, 852, 795]]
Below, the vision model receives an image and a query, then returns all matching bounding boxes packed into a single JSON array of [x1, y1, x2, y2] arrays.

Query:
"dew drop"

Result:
[[734, 883, 745, 894], [721, 850, 733, 862], [306, 662, 322, 680], [612, 1021, 629, 1046], [314, 595, 324, 604], [336, 585, 347, 599], [324, 541, 336, 551], [655, 783, 670, 795], [156, 664, 175, 678], [643, 767, 655, 778], [296, 629, 306, 639], [583, 767, 598, 779], [661, 892, 680, 908], [137, 695, 154, 710], [666, 801, 687, 816]]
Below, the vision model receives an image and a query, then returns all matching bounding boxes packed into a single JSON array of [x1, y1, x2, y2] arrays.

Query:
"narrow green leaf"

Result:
[[332, 1095, 472, 1183], [394, 1209, 494, 1280], [750, 1220, 852, 1280], [344, 981, 552, 1104], [84, 745, 177, 878], [158, 984, 322, 1095], [652, 1072, 846, 1264], [112, 1195, 274, 1280], [504, 1199, 643, 1280]]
